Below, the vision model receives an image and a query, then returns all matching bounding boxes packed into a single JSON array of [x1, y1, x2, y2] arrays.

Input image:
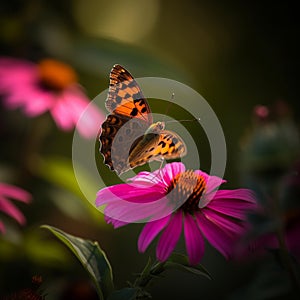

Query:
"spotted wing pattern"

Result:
[[100, 65, 151, 174], [128, 130, 187, 168], [99, 64, 187, 175], [105, 64, 152, 123]]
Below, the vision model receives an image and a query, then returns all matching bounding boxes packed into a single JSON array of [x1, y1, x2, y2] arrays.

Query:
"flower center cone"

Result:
[[168, 170, 206, 213], [38, 59, 78, 90]]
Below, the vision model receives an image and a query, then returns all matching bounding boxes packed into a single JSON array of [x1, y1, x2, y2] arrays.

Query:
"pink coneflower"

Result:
[[0, 182, 32, 233], [241, 211, 300, 261], [0, 57, 104, 138], [96, 162, 256, 265]]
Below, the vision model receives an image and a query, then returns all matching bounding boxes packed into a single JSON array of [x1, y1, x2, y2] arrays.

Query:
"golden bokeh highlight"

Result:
[[73, 0, 160, 43]]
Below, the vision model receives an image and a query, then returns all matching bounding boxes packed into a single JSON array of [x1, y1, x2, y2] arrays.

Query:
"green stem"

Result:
[[134, 260, 165, 289]]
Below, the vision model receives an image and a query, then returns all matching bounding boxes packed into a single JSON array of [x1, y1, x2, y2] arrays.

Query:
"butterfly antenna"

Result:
[[166, 117, 201, 124], [162, 93, 175, 123], [163, 93, 200, 125]]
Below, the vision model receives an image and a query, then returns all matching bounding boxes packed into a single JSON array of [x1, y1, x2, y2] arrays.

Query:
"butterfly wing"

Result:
[[100, 64, 151, 174], [100, 114, 129, 172], [102, 117, 149, 174], [128, 130, 187, 169], [106, 64, 152, 123]]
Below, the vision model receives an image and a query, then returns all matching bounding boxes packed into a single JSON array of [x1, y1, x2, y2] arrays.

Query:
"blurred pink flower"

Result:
[[0, 57, 105, 138], [235, 211, 300, 262], [0, 183, 32, 233], [96, 162, 256, 265]]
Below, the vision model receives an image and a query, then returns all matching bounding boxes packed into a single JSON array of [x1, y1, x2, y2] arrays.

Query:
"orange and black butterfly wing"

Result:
[[128, 130, 187, 169], [105, 64, 152, 123], [99, 65, 151, 174], [100, 115, 148, 174], [99, 114, 129, 172]]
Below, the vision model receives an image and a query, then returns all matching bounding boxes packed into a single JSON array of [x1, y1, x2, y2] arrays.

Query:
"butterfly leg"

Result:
[[158, 157, 165, 171], [146, 157, 165, 184]]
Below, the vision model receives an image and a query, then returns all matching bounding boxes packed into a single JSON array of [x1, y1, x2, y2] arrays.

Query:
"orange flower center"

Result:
[[37, 59, 78, 91], [167, 170, 206, 213]]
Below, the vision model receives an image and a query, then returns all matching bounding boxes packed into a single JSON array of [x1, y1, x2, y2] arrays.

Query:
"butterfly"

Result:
[[99, 64, 187, 175]]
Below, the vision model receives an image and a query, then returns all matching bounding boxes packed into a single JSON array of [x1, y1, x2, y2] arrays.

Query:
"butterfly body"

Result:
[[99, 64, 186, 175], [145, 121, 165, 134]]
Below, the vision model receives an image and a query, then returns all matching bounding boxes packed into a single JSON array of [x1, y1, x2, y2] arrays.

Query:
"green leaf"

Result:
[[42, 225, 114, 300], [107, 288, 140, 300], [165, 253, 212, 279]]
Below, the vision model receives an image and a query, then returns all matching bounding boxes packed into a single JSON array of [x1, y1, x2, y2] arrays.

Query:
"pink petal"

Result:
[[96, 183, 175, 223], [138, 214, 171, 252], [156, 211, 183, 262], [206, 189, 256, 220], [194, 169, 226, 190], [195, 211, 236, 259], [50, 87, 103, 137], [60, 90, 89, 120], [22, 91, 54, 116], [213, 189, 256, 203], [194, 169, 210, 183], [0, 196, 26, 225], [194, 171, 226, 208], [4, 86, 52, 115], [184, 213, 205, 265], [0, 58, 37, 89], [202, 208, 245, 236], [162, 162, 186, 186], [206, 175, 226, 191], [102, 197, 172, 224], [3, 86, 35, 107], [0, 183, 32, 203], [105, 216, 128, 228], [50, 95, 75, 130], [130, 162, 185, 187], [75, 101, 105, 139], [127, 162, 185, 189], [61, 89, 89, 117], [96, 183, 165, 205], [0, 58, 50, 117]]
